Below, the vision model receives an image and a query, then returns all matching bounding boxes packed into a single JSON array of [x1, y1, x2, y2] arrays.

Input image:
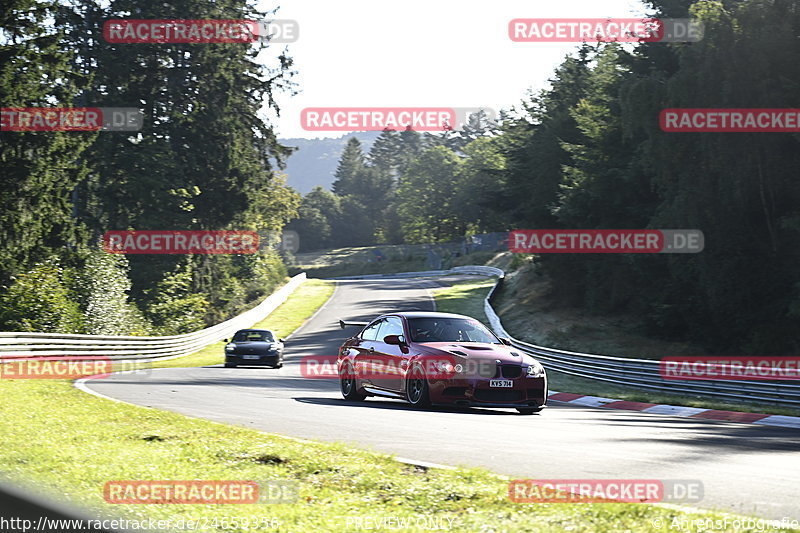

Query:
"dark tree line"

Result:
[[1, 0, 298, 334]]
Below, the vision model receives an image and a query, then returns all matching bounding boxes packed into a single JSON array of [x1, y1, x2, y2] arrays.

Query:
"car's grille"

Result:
[[496, 365, 522, 379], [474, 390, 525, 402], [500, 365, 522, 378]]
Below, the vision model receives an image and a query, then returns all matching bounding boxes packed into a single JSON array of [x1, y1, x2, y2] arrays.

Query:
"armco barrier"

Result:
[[0, 273, 306, 362], [339, 266, 800, 408]]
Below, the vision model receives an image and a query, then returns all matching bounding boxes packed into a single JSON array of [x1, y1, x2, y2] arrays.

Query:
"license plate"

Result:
[[243, 355, 260, 360], [489, 379, 513, 388]]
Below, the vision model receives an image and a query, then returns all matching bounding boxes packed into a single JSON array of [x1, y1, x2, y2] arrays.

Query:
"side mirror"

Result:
[[279, 338, 285, 343], [499, 337, 512, 346], [223, 339, 229, 343], [383, 334, 406, 346]]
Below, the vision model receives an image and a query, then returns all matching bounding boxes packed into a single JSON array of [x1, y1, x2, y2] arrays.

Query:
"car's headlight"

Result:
[[433, 361, 454, 373], [526, 361, 545, 377], [225, 343, 236, 352]]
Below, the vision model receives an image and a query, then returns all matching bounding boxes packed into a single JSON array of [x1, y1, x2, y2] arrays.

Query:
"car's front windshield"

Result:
[[407, 317, 499, 344], [233, 331, 274, 343]]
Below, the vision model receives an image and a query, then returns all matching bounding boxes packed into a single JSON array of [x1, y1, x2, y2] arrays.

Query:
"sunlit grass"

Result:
[[0, 378, 768, 532]]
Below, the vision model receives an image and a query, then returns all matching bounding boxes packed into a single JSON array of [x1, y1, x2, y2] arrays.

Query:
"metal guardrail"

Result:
[[0, 273, 307, 362], [340, 265, 800, 408]]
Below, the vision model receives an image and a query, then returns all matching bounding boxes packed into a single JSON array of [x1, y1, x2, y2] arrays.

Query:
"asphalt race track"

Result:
[[85, 277, 800, 521]]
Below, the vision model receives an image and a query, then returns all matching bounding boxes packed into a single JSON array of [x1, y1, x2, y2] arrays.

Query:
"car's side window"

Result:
[[360, 319, 383, 341], [379, 317, 404, 341]]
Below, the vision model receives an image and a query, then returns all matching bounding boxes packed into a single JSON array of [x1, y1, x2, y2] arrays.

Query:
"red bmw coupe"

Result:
[[337, 312, 547, 414]]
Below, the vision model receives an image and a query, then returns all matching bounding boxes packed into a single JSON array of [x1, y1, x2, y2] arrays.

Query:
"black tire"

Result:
[[273, 355, 283, 369], [340, 363, 366, 401], [406, 364, 431, 408], [224, 362, 237, 368], [516, 407, 543, 415]]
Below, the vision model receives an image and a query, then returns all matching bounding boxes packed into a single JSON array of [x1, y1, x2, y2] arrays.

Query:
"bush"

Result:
[[72, 247, 142, 335], [145, 260, 209, 335], [0, 260, 84, 333]]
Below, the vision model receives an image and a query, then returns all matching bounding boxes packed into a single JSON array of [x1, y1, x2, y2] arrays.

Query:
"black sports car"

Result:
[[224, 329, 285, 368]]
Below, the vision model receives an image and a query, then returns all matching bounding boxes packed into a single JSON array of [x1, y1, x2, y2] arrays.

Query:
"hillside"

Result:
[[278, 131, 381, 193]]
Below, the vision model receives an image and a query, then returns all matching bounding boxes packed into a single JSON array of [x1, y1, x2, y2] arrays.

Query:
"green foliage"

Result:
[[0, 0, 95, 287], [71, 247, 139, 335], [144, 260, 208, 335], [2, 0, 297, 334], [0, 261, 84, 333], [396, 146, 465, 243]]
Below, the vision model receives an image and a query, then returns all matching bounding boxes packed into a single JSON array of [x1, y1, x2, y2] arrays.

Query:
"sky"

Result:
[[257, 0, 654, 139]]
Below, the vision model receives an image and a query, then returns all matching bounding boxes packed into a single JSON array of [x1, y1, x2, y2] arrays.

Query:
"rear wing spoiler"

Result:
[[339, 319, 368, 329]]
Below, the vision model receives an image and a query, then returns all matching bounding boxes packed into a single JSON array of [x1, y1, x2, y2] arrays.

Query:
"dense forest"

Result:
[[288, 0, 800, 353], [1, 0, 298, 334]]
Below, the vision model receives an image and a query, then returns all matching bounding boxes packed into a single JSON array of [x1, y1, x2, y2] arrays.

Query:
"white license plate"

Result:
[[243, 355, 260, 360], [489, 379, 513, 388]]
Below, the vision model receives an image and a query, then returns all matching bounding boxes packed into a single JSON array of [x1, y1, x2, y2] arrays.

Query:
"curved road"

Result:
[[85, 277, 800, 521]]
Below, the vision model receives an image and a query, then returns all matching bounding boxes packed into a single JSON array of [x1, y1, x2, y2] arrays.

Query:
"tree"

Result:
[[0, 0, 95, 286], [396, 146, 465, 243], [331, 138, 367, 197]]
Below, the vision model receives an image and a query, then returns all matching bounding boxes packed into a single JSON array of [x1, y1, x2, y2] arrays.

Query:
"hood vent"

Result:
[[458, 344, 492, 350]]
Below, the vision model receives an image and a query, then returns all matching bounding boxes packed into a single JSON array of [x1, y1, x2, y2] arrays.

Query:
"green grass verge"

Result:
[[0, 375, 773, 532], [432, 277, 496, 323], [0, 277, 787, 532], [431, 278, 800, 417]]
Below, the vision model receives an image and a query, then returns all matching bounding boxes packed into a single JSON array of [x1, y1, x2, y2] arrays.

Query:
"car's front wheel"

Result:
[[340, 362, 366, 401], [224, 362, 236, 368], [516, 406, 544, 415], [406, 364, 431, 407]]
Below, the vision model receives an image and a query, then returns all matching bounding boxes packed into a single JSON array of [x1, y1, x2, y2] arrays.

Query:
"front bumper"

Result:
[[225, 353, 280, 365], [428, 375, 547, 408]]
